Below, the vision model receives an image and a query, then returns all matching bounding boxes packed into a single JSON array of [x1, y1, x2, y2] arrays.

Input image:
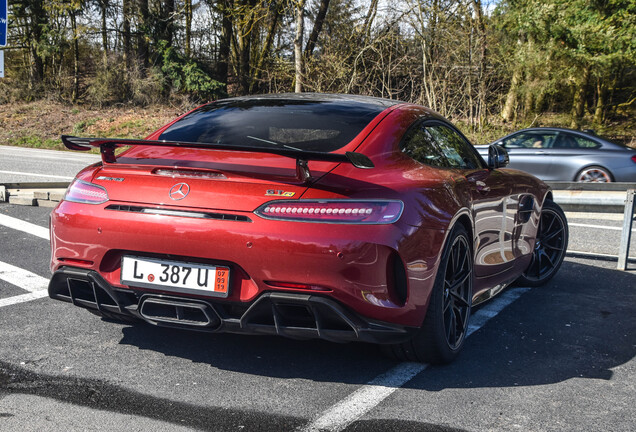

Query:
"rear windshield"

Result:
[[158, 98, 385, 152]]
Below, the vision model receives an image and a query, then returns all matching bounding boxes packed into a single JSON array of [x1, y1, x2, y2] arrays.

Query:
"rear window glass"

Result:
[[158, 98, 385, 152]]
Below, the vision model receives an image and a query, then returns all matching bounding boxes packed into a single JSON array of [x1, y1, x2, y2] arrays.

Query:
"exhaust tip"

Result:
[[139, 297, 220, 328]]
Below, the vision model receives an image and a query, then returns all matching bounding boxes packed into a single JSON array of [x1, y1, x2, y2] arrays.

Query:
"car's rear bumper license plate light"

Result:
[[121, 256, 229, 297]]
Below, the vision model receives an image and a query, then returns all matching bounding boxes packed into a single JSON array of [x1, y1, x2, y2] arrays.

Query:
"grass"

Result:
[[0, 101, 179, 151], [1, 100, 633, 151]]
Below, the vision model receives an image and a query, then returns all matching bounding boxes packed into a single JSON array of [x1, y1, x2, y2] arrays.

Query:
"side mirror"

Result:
[[488, 144, 509, 169]]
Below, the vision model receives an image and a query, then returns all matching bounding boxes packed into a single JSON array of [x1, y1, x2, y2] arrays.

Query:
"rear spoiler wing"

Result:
[[61, 135, 374, 183]]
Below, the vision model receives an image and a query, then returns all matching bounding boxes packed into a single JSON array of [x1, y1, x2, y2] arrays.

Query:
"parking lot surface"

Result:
[[1, 203, 635, 431]]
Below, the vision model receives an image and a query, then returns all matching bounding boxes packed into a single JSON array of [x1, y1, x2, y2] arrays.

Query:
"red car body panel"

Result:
[[49, 95, 550, 341]]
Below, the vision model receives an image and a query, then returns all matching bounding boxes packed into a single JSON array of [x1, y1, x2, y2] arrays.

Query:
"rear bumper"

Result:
[[50, 200, 446, 327], [49, 267, 416, 344]]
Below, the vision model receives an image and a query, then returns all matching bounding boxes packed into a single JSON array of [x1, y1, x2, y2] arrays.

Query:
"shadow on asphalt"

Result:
[[115, 259, 636, 389], [1, 260, 633, 431], [0, 360, 303, 431]]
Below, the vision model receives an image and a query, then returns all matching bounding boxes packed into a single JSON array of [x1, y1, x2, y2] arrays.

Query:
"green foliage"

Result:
[[85, 63, 130, 107], [158, 41, 225, 102], [12, 134, 60, 149], [495, 0, 636, 122]]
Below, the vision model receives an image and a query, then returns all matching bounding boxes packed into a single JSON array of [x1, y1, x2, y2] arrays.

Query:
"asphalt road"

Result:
[[0, 145, 100, 183], [1, 202, 635, 431]]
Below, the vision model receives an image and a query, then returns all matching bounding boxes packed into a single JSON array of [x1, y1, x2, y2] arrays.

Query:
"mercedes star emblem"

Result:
[[169, 183, 190, 200]]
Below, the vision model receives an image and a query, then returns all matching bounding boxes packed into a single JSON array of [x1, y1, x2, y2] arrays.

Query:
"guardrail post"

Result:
[[617, 189, 635, 270]]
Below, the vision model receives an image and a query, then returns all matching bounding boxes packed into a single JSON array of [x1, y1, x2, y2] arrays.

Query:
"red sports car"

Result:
[[48, 93, 568, 364]]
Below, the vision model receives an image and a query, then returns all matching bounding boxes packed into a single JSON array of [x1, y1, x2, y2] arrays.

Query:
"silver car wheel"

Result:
[[576, 166, 612, 182]]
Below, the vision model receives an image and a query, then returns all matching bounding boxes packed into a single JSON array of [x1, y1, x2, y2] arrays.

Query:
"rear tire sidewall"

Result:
[[413, 224, 473, 364], [516, 200, 568, 287]]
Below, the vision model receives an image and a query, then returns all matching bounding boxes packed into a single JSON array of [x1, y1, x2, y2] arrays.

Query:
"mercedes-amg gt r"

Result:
[[48, 93, 568, 364]]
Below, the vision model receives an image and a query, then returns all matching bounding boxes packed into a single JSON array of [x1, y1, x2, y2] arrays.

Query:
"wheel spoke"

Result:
[[454, 306, 466, 336], [449, 270, 470, 290], [537, 251, 544, 276], [443, 295, 452, 313], [448, 309, 456, 344], [445, 309, 454, 341], [542, 251, 555, 268], [543, 227, 564, 242], [450, 291, 469, 308], [543, 215, 556, 237], [542, 243, 564, 252]]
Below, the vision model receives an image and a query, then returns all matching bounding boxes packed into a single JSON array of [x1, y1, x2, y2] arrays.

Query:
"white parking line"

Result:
[[569, 222, 636, 232], [0, 170, 74, 180], [0, 291, 49, 308], [0, 261, 50, 293], [300, 287, 530, 432], [0, 213, 50, 240], [0, 261, 50, 308]]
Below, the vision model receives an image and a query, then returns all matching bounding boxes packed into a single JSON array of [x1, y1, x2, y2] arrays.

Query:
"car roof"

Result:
[[495, 127, 625, 148], [213, 92, 403, 109]]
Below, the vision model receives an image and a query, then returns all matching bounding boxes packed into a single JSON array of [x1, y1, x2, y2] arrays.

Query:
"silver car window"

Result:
[[503, 132, 557, 149]]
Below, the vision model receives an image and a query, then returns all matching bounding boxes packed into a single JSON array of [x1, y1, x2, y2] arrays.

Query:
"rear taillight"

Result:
[[631, 155, 636, 163], [64, 179, 109, 204], [255, 200, 403, 224]]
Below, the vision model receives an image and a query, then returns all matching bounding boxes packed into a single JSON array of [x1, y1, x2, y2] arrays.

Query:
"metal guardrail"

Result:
[[546, 182, 635, 271], [617, 190, 635, 270]]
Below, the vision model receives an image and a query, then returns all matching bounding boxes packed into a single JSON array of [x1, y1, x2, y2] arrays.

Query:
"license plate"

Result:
[[121, 256, 229, 297]]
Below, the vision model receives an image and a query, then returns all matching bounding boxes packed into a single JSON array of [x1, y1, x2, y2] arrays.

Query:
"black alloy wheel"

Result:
[[516, 200, 568, 287], [442, 233, 472, 350], [381, 224, 473, 364]]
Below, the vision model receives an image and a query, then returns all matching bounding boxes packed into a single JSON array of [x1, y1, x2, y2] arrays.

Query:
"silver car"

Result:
[[475, 127, 636, 182]]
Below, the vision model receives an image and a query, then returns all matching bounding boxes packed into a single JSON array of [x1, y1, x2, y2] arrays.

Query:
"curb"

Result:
[[0, 182, 69, 207]]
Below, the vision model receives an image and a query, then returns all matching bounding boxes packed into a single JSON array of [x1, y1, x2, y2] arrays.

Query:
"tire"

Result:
[[382, 224, 473, 364], [576, 166, 612, 182], [515, 200, 568, 287]]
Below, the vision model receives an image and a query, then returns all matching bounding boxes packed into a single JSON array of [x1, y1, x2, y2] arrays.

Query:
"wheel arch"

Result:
[[445, 209, 475, 256]]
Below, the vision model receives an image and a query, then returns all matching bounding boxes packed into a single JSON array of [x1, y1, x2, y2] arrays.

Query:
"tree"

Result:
[[294, 0, 306, 92]]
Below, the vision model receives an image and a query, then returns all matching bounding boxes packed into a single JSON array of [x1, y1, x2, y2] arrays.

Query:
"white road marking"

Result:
[[303, 362, 428, 432], [0, 291, 49, 308], [569, 222, 635, 232], [301, 287, 531, 432], [565, 212, 625, 221], [0, 261, 50, 293], [0, 213, 50, 240], [0, 170, 74, 180], [0, 145, 99, 162]]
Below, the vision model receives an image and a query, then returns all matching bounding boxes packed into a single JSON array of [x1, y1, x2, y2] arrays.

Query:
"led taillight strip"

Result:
[[64, 179, 109, 204], [255, 200, 403, 224]]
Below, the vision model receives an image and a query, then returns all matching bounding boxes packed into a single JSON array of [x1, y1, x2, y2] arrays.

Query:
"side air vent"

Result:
[[105, 205, 252, 222]]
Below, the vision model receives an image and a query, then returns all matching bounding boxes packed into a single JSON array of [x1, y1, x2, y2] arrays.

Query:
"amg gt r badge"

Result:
[[265, 190, 295, 197], [96, 176, 124, 182], [169, 183, 190, 200]]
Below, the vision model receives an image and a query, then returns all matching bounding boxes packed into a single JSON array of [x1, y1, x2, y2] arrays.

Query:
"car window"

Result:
[[572, 136, 601, 149], [158, 99, 384, 152], [400, 122, 483, 169], [400, 123, 449, 168], [425, 124, 482, 169], [503, 132, 557, 149]]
